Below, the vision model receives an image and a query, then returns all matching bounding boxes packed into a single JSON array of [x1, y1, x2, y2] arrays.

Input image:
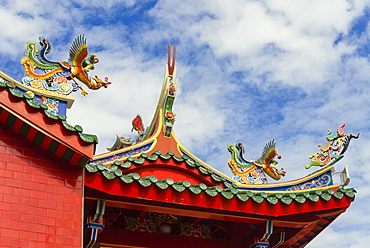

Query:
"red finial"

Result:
[[167, 43, 176, 76]]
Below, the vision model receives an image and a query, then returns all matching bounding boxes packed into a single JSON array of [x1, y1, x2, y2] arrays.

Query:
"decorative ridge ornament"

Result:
[[140, 44, 178, 140], [305, 122, 359, 169], [162, 44, 177, 138], [20, 34, 111, 96], [227, 139, 286, 184], [106, 115, 147, 152], [167, 43, 176, 76], [131, 114, 146, 142]]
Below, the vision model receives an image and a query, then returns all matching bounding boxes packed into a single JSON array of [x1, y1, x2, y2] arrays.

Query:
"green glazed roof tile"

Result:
[[138, 176, 158, 187], [205, 186, 222, 197], [308, 194, 320, 202], [334, 192, 344, 199], [86, 163, 98, 173], [147, 154, 159, 161], [97, 164, 106, 170], [236, 192, 250, 202], [91, 150, 226, 185], [120, 173, 140, 183], [281, 196, 293, 205], [156, 179, 174, 190], [120, 161, 132, 169], [185, 159, 197, 167], [133, 157, 145, 165], [57, 114, 67, 121], [86, 150, 356, 204], [9, 88, 24, 98], [189, 183, 207, 194], [266, 196, 278, 205], [252, 195, 264, 203], [140, 153, 148, 159], [126, 157, 135, 162], [25, 99, 41, 108], [113, 160, 122, 166], [114, 169, 123, 177], [159, 153, 171, 160], [62, 120, 76, 131], [173, 155, 184, 162], [43, 110, 59, 120], [172, 181, 190, 192], [102, 171, 116, 180], [295, 196, 306, 204]]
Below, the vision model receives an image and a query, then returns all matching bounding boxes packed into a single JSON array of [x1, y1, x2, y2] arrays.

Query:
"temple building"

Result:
[[0, 35, 357, 247]]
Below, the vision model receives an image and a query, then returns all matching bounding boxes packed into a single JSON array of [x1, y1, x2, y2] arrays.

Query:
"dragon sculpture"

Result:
[[21, 34, 111, 96], [305, 122, 359, 169], [228, 139, 286, 184]]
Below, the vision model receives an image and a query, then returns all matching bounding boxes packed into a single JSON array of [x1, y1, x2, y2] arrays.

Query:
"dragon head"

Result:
[[38, 36, 52, 53], [89, 54, 99, 64]]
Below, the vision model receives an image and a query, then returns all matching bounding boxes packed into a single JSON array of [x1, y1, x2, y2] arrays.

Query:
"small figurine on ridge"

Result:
[[106, 115, 147, 152]]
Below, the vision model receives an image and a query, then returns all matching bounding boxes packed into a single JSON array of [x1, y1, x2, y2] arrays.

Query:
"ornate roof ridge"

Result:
[[86, 149, 353, 195], [143, 44, 178, 140], [86, 154, 356, 203], [0, 71, 75, 108], [0, 78, 98, 144]]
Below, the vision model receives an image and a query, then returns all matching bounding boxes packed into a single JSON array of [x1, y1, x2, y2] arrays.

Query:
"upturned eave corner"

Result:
[[0, 77, 97, 166]]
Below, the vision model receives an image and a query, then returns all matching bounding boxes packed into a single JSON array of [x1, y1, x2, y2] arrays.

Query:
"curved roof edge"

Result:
[[0, 74, 97, 166], [0, 71, 75, 109], [89, 47, 354, 194]]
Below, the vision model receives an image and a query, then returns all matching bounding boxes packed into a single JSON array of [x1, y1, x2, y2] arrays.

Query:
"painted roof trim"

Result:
[[0, 79, 97, 144], [88, 147, 339, 193], [0, 71, 75, 108], [86, 159, 355, 204], [0, 80, 97, 166]]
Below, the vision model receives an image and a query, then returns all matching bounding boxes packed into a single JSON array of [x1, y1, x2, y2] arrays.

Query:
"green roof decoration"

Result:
[[305, 122, 359, 169]]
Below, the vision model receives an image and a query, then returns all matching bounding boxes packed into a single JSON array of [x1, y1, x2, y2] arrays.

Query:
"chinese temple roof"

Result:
[[84, 45, 357, 247], [0, 34, 356, 247]]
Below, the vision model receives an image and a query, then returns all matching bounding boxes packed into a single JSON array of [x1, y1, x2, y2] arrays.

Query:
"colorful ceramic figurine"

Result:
[[305, 122, 359, 169], [132, 114, 145, 141], [21, 34, 111, 96], [228, 139, 286, 184]]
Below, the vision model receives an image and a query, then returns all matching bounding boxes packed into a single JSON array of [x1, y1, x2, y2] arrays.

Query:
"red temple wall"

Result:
[[0, 122, 83, 247]]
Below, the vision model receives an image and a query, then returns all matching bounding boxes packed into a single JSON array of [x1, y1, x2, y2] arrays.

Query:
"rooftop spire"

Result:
[[167, 44, 176, 76]]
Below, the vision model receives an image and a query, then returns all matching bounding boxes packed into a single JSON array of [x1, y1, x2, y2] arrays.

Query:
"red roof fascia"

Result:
[[0, 88, 94, 159], [85, 172, 353, 219]]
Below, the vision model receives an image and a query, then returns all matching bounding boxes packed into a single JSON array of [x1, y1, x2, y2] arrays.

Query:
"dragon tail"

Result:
[[21, 57, 64, 81]]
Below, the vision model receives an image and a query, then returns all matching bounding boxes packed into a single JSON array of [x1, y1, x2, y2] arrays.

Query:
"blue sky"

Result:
[[1, 0, 370, 247]]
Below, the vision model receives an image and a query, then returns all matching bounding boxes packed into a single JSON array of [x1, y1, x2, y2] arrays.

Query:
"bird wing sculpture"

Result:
[[255, 139, 281, 167], [228, 139, 286, 184], [254, 139, 285, 181]]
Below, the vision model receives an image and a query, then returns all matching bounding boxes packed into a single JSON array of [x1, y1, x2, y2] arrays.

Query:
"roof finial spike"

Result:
[[167, 43, 176, 76]]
